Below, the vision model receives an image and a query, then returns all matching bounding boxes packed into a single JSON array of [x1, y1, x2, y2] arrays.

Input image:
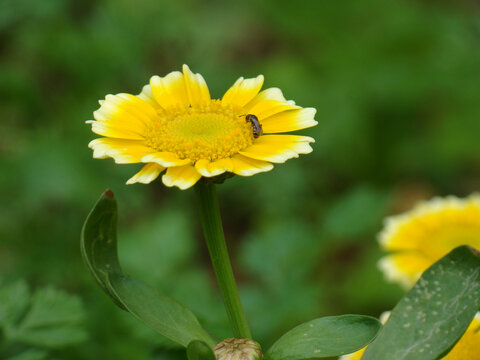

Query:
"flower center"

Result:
[[145, 100, 254, 162]]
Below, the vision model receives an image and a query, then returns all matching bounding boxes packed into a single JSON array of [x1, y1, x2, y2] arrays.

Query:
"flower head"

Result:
[[214, 338, 262, 360], [378, 194, 480, 288], [87, 65, 317, 189], [339, 313, 480, 360]]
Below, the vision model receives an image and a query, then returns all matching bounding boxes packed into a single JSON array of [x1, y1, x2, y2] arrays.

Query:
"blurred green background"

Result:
[[1, 0, 480, 358]]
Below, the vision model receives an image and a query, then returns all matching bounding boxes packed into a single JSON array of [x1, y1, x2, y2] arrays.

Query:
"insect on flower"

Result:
[[245, 114, 263, 139]]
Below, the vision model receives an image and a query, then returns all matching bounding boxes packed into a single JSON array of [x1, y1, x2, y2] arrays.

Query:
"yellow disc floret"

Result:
[[145, 100, 253, 162]]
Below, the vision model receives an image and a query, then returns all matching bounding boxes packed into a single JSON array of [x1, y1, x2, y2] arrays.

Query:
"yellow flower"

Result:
[[87, 65, 317, 189], [378, 194, 480, 289], [339, 313, 480, 360]]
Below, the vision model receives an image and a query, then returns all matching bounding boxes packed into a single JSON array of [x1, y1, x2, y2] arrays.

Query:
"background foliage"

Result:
[[1, 0, 480, 359]]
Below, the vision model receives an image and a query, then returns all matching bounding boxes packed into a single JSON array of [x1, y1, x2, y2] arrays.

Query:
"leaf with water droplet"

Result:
[[362, 246, 480, 360], [265, 315, 382, 359]]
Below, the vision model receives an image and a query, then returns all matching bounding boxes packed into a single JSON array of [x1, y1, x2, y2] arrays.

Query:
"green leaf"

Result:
[[0, 279, 86, 352], [0, 280, 87, 360], [80, 189, 125, 309], [8, 286, 87, 348], [107, 273, 215, 347], [186, 340, 216, 360], [361, 246, 480, 360], [81, 190, 216, 348], [266, 315, 382, 359], [0, 279, 30, 328]]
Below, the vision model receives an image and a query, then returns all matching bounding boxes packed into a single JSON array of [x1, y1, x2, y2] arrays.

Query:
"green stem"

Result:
[[194, 181, 252, 339]]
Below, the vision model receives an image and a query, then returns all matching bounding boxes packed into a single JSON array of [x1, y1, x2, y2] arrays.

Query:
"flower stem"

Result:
[[194, 181, 252, 339]]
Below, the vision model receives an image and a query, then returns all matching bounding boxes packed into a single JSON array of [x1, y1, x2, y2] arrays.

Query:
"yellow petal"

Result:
[[245, 100, 300, 120], [239, 135, 314, 163], [106, 94, 157, 122], [162, 164, 202, 190], [261, 108, 317, 133], [91, 93, 157, 139], [137, 84, 161, 109], [231, 154, 273, 176], [243, 87, 299, 119], [88, 138, 153, 164], [89, 121, 143, 140], [339, 349, 364, 360], [247, 87, 288, 105], [195, 158, 233, 177], [126, 163, 165, 185], [141, 152, 191, 167], [150, 71, 189, 109], [222, 75, 264, 108], [443, 313, 480, 359], [182, 64, 210, 106], [378, 252, 433, 289]]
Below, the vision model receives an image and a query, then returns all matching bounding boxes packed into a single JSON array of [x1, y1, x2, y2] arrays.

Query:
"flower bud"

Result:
[[214, 338, 263, 360]]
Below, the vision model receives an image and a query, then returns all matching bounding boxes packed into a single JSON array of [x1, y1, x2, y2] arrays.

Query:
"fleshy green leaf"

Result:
[[266, 315, 382, 359], [107, 273, 215, 347], [186, 340, 216, 360], [80, 189, 125, 309], [8, 286, 87, 348], [361, 245, 480, 360], [81, 190, 216, 348]]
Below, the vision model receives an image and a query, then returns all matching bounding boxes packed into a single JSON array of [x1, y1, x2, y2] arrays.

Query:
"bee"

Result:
[[245, 114, 263, 138]]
